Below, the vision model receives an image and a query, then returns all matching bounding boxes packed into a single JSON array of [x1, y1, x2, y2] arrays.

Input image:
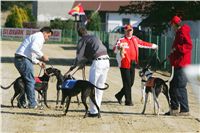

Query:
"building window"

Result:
[[122, 18, 130, 25]]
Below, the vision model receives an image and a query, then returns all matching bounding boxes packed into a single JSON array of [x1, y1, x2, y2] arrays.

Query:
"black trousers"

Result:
[[116, 61, 135, 104], [169, 67, 189, 112]]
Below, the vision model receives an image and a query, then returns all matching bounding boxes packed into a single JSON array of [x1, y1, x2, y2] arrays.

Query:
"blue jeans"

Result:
[[169, 67, 189, 112], [14, 57, 37, 108]]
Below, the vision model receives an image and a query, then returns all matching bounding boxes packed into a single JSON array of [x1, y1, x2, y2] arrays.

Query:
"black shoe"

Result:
[[115, 94, 122, 104], [164, 111, 170, 115], [88, 113, 98, 117], [17, 102, 27, 108], [125, 102, 133, 106]]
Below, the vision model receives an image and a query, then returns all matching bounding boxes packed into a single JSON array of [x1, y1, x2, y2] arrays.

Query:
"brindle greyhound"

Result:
[[1, 67, 56, 108]]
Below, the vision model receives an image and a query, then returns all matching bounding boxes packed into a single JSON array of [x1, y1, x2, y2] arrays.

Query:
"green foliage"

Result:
[[119, 1, 200, 35], [50, 18, 74, 30], [5, 5, 30, 28], [1, 1, 33, 11], [86, 12, 102, 31]]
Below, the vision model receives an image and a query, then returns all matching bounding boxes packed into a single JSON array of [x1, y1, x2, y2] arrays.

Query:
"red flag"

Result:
[[68, 3, 85, 16]]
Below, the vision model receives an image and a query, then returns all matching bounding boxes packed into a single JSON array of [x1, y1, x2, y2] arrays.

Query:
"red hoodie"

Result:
[[169, 24, 193, 68]]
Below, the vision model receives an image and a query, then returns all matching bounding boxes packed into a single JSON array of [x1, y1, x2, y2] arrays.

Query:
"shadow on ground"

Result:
[[0, 57, 118, 67]]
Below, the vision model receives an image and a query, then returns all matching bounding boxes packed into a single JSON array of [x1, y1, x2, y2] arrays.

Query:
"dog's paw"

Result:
[[141, 111, 145, 114], [62, 113, 67, 116]]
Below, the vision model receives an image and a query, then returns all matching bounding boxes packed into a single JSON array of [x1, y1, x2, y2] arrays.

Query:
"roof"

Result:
[[73, 1, 132, 12]]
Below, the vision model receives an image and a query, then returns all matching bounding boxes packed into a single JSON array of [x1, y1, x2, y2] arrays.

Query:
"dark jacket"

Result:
[[73, 34, 108, 67], [169, 24, 193, 68]]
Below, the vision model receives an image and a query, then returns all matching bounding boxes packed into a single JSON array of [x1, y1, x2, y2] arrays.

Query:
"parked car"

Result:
[[111, 26, 146, 38]]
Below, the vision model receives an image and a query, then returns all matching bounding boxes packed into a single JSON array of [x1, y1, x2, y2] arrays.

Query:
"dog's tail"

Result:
[[1, 80, 16, 90], [94, 83, 109, 90]]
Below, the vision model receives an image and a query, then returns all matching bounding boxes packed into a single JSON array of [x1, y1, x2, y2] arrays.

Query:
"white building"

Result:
[[33, 1, 143, 31]]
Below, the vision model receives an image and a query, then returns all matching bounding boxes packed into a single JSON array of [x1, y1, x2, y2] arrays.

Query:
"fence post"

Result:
[[164, 36, 167, 69], [148, 33, 152, 56], [195, 38, 198, 64]]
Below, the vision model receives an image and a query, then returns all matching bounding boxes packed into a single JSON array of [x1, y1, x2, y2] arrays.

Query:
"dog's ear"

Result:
[[56, 69, 61, 74]]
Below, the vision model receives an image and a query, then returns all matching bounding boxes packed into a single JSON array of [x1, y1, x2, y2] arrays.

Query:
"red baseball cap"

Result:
[[124, 24, 133, 31], [170, 16, 181, 25]]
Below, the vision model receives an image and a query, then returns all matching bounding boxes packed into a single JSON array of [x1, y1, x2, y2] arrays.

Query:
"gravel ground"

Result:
[[0, 40, 199, 133]]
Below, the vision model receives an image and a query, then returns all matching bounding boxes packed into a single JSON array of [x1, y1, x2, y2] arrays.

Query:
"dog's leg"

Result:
[[81, 95, 89, 118], [11, 92, 19, 108], [163, 84, 171, 113], [141, 82, 146, 103], [90, 94, 101, 118], [56, 90, 60, 109], [141, 92, 149, 114], [61, 92, 65, 106], [152, 88, 160, 115], [60, 92, 65, 110], [76, 95, 80, 106], [38, 90, 44, 108], [37, 91, 40, 105], [43, 89, 49, 108], [148, 91, 152, 104], [152, 89, 156, 114], [16, 90, 25, 108], [64, 96, 71, 115]]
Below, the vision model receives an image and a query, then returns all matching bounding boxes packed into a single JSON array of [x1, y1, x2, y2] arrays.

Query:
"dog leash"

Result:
[[38, 67, 42, 77], [145, 50, 158, 69]]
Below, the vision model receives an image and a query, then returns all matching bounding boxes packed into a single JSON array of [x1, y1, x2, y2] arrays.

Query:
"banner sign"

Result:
[[1, 28, 62, 42]]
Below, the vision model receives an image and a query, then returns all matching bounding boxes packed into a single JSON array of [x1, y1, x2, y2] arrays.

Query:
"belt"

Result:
[[15, 54, 26, 59], [15, 54, 32, 62], [95, 57, 109, 60]]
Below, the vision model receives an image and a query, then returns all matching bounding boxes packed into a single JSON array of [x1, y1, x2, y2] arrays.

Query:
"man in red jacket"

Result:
[[165, 16, 193, 116], [113, 24, 158, 106]]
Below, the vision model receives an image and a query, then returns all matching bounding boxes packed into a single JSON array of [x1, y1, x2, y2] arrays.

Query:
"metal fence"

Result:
[[1, 28, 199, 70]]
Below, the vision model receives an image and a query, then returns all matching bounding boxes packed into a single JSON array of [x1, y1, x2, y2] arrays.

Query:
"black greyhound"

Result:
[[51, 69, 80, 108], [61, 75, 109, 118], [1, 67, 56, 108]]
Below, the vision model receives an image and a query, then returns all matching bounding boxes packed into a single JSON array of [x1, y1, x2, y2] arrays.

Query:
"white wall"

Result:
[[106, 13, 144, 32]]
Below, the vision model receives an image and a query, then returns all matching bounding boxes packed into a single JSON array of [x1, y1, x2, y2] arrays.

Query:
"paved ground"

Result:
[[0, 40, 199, 133]]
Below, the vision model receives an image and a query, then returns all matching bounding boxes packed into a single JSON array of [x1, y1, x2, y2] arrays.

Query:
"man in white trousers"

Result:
[[66, 27, 110, 117]]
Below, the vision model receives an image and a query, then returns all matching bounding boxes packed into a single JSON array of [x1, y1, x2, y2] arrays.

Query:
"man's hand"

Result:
[[38, 62, 46, 68], [70, 65, 76, 71], [77, 63, 85, 70], [152, 43, 158, 50], [170, 47, 176, 53], [41, 55, 49, 62]]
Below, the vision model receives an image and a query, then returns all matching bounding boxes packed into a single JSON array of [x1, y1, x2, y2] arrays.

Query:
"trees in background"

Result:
[[119, 1, 200, 35], [86, 12, 102, 31], [3, 1, 36, 28], [50, 18, 74, 30], [5, 5, 30, 28], [1, 1, 32, 11]]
